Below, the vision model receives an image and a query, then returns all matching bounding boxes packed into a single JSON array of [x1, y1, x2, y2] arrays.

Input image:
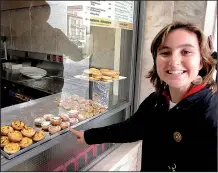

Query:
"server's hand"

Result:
[[68, 127, 86, 144]]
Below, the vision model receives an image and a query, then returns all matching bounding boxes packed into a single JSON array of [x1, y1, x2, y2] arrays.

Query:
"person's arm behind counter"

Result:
[[82, 92, 157, 145]]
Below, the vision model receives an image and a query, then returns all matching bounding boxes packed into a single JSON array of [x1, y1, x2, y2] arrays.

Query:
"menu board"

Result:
[[89, 1, 134, 30], [67, 1, 134, 31]]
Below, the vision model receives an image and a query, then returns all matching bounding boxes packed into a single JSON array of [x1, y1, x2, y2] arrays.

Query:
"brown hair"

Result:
[[147, 22, 217, 93]]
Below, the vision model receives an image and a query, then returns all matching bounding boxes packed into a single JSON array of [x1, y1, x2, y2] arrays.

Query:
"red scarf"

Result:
[[162, 84, 207, 104]]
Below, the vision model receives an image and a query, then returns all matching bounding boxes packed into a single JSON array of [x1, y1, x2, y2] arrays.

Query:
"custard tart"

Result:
[[8, 130, 23, 142], [50, 116, 62, 126], [32, 130, 45, 142], [11, 120, 25, 130], [19, 137, 33, 148], [1, 125, 14, 135], [48, 125, 61, 134], [21, 126, 36, 138], [1, 136, 9, 148], [41, 121, 51, 131], [4, 142, 20, 154]]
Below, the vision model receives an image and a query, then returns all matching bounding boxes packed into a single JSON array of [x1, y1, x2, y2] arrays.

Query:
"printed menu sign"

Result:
[[89, 1, 134, 30], [67, 1, 134, 30]]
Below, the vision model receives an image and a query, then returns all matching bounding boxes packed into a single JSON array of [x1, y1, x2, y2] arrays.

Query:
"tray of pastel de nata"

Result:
[[55, 94, 107, 121], [0, 117, 71, 160], [74, 68, 127, 84]]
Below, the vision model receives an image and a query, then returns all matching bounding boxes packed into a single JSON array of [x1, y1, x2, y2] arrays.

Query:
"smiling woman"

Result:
[[69, 22, 217, 172]]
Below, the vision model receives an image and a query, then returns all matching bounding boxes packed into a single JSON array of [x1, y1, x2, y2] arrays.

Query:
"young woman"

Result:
[[69, 22, 217, 172]]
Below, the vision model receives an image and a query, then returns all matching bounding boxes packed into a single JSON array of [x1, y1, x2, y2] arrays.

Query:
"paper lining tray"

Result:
[[1, 127, 68, 160], [74, 75, 127, 84]]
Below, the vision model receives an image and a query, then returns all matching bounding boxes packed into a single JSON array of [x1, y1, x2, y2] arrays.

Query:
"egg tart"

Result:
[[11, 120, 25, 130], [43, 114, 54, 121], [41, 121, 51, 131], [4, 143, 20, 154], [69, 118, 79, 125], [50, 116, 62, 126], [48, 125, 61, 135], [21, 126, 36, 138], [1, 136, 9, 148], [34, 117, 45, 127], [59, 113, 69, 122], [60, 122, 70, 130], [19, 137, 33, 148], [32, 130, 45, 142], [1, 125, 14, 135], [8, 130, 23, 142]]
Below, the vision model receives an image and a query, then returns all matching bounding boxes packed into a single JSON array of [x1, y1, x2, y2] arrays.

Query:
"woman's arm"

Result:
[[84, 92, 157, 144]]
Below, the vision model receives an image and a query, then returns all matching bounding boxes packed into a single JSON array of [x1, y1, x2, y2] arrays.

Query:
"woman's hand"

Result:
[[68, 126, 86, 144]]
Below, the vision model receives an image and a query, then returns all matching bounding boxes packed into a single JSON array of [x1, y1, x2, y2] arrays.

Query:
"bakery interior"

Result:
[[1, 1, 138, 171]]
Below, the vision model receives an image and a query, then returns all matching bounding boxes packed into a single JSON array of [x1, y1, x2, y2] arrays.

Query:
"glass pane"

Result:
[[1, 1, 135, 114], [1, 1, 137, 170]]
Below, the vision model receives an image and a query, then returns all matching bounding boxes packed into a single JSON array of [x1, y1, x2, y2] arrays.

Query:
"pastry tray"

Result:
[[1, 109, 106, 160], [1, 126, 69, 160], [74, 75, 127, 84]]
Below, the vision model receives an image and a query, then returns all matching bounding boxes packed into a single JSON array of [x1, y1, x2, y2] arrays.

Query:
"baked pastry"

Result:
[[50, 117, 62, 126], [89, 68, 101, 75], [8, 131, 23, 142], [11, 120, 25, 130], [92, 74, 102, 80], [101, 76, 112, 82], [41, 121, 51, 131], [32, 130, 45, 142], [21, 126, 36, 138], [34, 117, 45, 126], [43, 114, 54, 121], [100, 69, 110, 73], [101, 70, 119, 77], [77, 114, 86, 121], [4, 143, 20, 154], [60, 122, 70, 130], [112, 75, 119, 80], [1, 125, 14, 135], [48, 125, 61, 134], [1, 136, 9, 148], [69, 118, 79, 125], [68, 110, 78, 118], [59, 113, 69, 122], [8, 131, 22, 142], [85, 112, 94, 119], [19, 137, 33, 148], [89, 76, 98, 81]]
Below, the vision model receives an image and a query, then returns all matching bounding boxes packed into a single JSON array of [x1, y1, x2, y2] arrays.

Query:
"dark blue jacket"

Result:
[[84, 86, 217, 172]]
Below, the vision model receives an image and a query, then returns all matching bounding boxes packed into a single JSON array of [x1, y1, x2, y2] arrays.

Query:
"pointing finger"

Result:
[[68, 126, 80, 137]]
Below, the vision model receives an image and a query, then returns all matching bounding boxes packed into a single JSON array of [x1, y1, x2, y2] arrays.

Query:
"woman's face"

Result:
[[156, 29, 202, 90]]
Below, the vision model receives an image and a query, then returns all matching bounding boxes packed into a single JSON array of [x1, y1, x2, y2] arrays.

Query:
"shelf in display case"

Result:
[[74, 75, 127, 84]]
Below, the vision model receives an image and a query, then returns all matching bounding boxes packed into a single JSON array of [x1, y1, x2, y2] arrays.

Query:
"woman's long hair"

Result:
[[147, 22, 217, 93]]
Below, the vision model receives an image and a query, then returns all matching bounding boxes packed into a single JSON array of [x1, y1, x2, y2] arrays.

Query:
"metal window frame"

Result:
[[1, 1, 144, 171]]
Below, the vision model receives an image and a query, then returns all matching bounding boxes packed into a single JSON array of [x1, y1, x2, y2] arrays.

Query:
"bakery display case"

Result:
[[1, 1, 140, 171]]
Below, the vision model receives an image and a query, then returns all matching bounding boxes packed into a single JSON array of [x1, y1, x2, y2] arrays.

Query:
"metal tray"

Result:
[[1, 127, 69, 160]]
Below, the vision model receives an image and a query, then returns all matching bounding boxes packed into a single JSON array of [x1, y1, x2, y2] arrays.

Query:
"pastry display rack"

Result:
[[1, 91, 127, 160], [1, 128, 68, 160]]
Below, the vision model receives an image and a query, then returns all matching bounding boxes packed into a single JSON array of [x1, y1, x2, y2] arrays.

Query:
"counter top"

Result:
[[1, 69, 60, 83]]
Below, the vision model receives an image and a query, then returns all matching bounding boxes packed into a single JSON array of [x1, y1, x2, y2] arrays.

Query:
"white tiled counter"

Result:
[[89, 141, 142, 171]]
